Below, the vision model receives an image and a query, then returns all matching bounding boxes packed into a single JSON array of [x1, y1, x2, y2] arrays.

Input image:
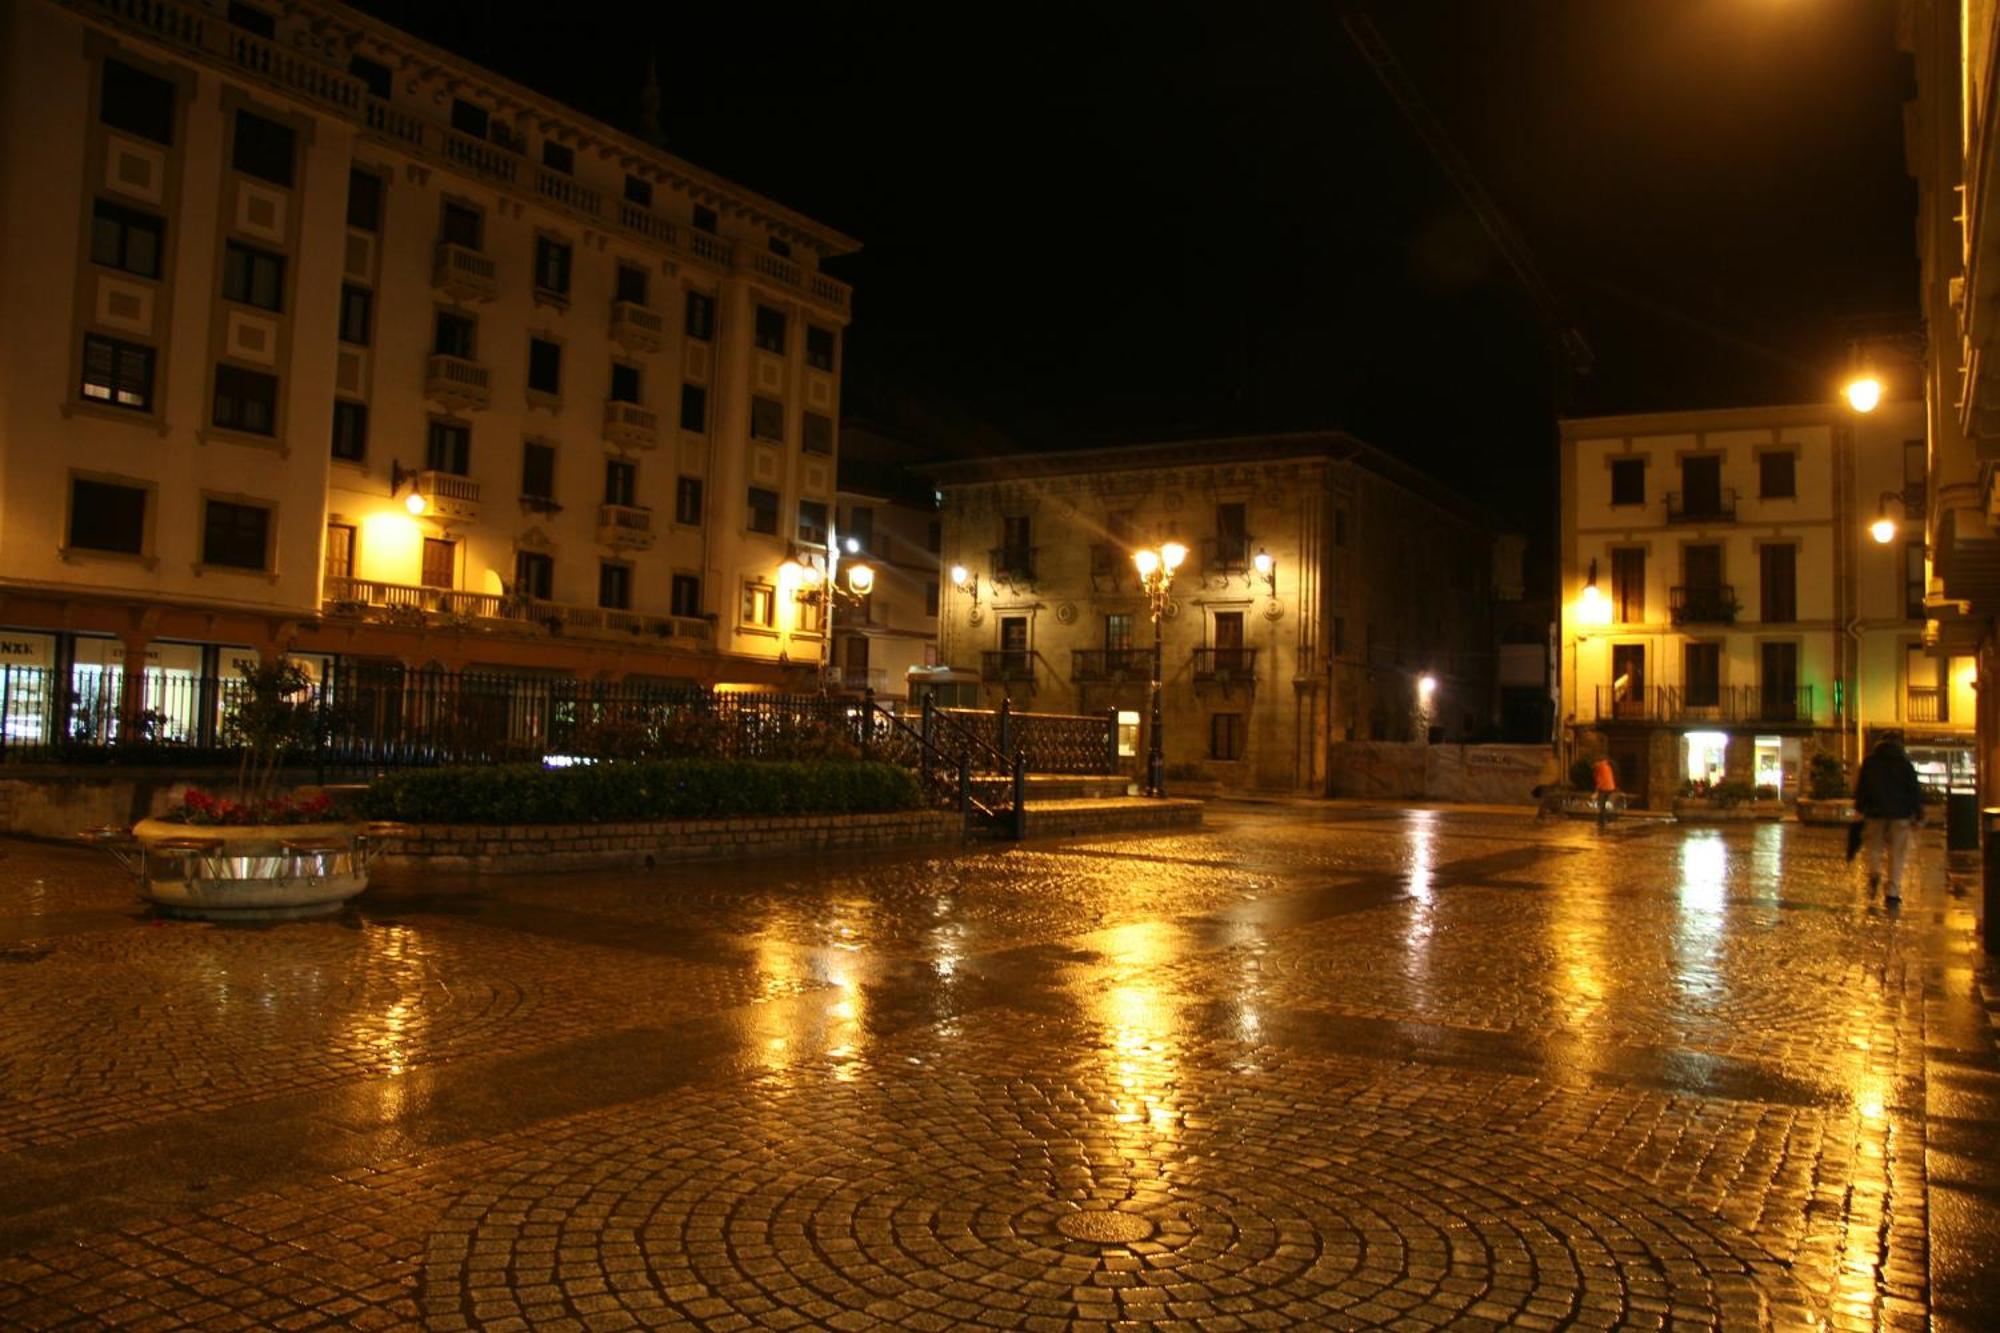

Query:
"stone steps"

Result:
[[968, 773, 1133, 802], [1013, 795, 1205, 840]]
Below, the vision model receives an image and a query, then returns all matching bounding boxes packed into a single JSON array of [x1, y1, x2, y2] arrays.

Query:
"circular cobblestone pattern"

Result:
[[423, 1056, 1813, 1328]]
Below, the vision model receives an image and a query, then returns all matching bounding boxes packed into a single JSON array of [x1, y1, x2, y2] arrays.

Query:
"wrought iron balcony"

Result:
[[990, 545, 1037, 583], [980, 650, 1036, 683], [432, 242, 497, 303], [1665, 488, 1737, 523], [1071, 648, 1151, 683], [1669, 584, 1739, 625], [1593, 684, 1815, 725], [1203, 534, 1254, 573], [1192, 647, 1258, 682], [424, 354, 491, 411]]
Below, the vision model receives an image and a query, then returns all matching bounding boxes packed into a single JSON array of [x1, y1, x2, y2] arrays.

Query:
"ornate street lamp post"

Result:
[[792, 548, 874, 694], [1133, 541, 1187, 798]]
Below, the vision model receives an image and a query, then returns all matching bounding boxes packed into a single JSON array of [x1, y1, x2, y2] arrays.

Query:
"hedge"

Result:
[[360, 759, 924, 825]]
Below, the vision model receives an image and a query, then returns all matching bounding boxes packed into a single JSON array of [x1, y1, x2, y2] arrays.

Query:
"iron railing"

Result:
[[1593, 684, 1815, 725], [1669, 584, 1738, 625], [1666, 488, 1737, 523], [1192, 647, 1258, 681], [990, 545, 1037, 583], [981, 650, 1036, 683], [1072, 649, 1151, 683], [940, 701, 1118, 776]]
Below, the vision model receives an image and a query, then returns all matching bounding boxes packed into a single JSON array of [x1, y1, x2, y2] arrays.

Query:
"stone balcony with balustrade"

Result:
[[425, 355, 491, 411], [598, 503, 655, 550], [604, 401, 660, 450], [609, 301, 665, 354], [321, 575, 713, 646], [410, 470, 480, 522], [432, 242, 497, 303]]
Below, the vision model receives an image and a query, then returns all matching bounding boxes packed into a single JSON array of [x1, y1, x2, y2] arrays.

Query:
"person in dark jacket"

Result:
[[1853, 733, 1925, 902]]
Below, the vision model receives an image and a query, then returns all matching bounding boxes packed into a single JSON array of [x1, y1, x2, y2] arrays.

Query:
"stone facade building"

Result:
[[932, 433, 1495, 792], [0, 0, 855, 740], [1559, 400, 1973, 809]]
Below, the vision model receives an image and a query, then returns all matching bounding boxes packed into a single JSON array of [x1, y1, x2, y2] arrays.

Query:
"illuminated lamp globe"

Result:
[[1133, 549, 1160, 577], [1417, 674, 1437, 699], [1253, 550, 1275, 577], [1844, 377, 1883, 413], [949, 564, 969, 587], [844, 536, 860, 554], [846, 563, 875, 595], [792, 557, 822, 586], [1161, 541, 1188, 571], [1870, 516, 1898, 545], [404, 491, 428, 516]]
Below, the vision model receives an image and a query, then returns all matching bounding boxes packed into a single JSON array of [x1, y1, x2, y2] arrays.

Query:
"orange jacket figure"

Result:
[[1592, 757, 1616, 793]]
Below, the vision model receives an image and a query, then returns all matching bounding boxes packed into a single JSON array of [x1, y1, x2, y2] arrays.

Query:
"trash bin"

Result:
[[1984, 808, 2000, 953], [1949, 791, 1980, 852]]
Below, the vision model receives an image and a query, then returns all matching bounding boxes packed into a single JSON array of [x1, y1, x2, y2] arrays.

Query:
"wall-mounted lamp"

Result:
[[389, 462, 428, 516], [1575, 557, 1610, 626], [1844, 375, 1884, 414], [1252, 548, 1276, 596], [950, 563, 980, 609]]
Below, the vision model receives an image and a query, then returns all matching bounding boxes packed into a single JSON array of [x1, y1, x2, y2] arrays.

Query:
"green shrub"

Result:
[[1807, 751, 1846, 800], [361, 758, 923, 825], [1569, 758, 1596, 791]]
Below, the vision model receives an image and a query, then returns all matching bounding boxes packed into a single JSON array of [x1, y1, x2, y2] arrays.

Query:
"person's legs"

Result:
[[1596, 792, 1607, 828], [1885, 818, 1913, 900], [1864, 818, 1889, 891]]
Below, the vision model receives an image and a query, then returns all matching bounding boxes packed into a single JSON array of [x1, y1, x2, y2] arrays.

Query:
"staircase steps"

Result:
[[967, 772, 1133, 802]]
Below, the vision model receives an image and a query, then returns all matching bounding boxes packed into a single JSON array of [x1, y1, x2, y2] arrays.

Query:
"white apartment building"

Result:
[[0, 0, 855, 737], [1560, 400, 1974, 809]]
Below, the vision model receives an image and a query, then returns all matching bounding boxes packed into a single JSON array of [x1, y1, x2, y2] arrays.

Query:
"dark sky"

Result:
[[355, 0, 1919, 532]]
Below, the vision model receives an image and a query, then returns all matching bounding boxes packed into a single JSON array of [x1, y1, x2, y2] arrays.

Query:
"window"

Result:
[[671, 574, 702, 618], [80, 334, 154, 411], [1759, 544, 1797, 623], [338, 284, 372, 345], [693, 204, 718, 234], [542, 141, 574, 175], [925, 580, 940, 617], [100, 59, 174, 145], [604, 458, 636, 507], [680, 384, 708, 432], [441, 201, 481, 250], [769, 236, 792, 259], [806, 325, 836, 371], [798, 499, 829, 546], [675, 476, 703, 526], [848, 506, 874, 554], [420, 537, 455, 589], [325, 521, 355, 580], [1610, 547, 1645, 623], [1761, 642, 1800, 719], [1610, 457, 1646, 505], [426, 419, 470, 474], [515, 550, 553, 601], [90, 201, 164, 279], [527, 338, 561, 396], [434, 310, 475, 359], [201, 499, 271, 570], [1758, 450, 1796, 499], [741, 581, 776, 627], [751, 395, 784, 442], [522, 441, 556, 501], [1680, 455, 1724, 515], [598, 562, 632, 610], [1906, 540, 1927, 620], [450, 98, 489, 139], [533, 236, 571, 298], [610, 362, 641, 404], [1215, 502, 1248, 564], [348, 55, 391, 101], [1210, 713, 1245, 761], [1001, 515, 1031, 569], [1105, 612, 1133, 652], [1684, 642, 1721, 708], [1610, 643, 1646, 715], [624, 174, 652, 207], [747, 486, 779, 535], [754, 305, 787, 354], [685, 291, 714, 341], [615, 264, 648, 306], [331, 399, 368, 462], [226, 3, 275, 38], [211, 364, 277, 435], [68, 478, 146, 554], [222, 242, 285, 312], [231, 110, 295, 187], [802, 412, 834, 456], [346, 169, 383, 231]]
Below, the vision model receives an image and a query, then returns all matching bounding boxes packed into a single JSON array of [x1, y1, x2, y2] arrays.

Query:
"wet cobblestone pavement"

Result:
[[0, 806, 1994, 1330]]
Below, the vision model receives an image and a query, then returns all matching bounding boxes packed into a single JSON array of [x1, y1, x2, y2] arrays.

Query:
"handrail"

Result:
[[868, 698, 1005, 834]]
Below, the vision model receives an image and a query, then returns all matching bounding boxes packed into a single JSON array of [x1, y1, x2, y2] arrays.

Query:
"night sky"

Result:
[[354, 0, 1919, 533]]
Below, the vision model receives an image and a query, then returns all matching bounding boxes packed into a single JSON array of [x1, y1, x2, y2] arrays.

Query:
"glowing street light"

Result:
[[1132, 542, 1187, 798], [403, 491, 427, 516], [1870, 514, 1898, 545], [1844, 376, 1884, 413]]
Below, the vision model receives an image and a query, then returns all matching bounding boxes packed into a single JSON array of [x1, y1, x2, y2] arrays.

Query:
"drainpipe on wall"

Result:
[[1845, 617, 1865, 762]]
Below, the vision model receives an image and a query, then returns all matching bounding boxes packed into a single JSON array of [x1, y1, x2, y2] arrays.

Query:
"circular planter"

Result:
[[1794, 797, 1857, 826], [1672, 799, 1785, 823], [126, 818, 370, 920]]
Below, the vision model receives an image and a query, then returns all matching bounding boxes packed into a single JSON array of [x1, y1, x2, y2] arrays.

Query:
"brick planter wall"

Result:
[[368, 809, 965, 873]]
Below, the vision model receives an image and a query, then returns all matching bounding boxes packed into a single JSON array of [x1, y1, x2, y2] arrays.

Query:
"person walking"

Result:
[[1853, 733, 1926, 903], [1591, 754, 1617, 829]]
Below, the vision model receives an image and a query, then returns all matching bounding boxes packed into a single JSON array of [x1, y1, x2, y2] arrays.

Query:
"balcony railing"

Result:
[[990, 546, 1037, 583], [1665, 489, 1737, 523], [1593, 684, 1815, 724], [1203, 535, 1253, 573], [322, 576, 712, 644], [432, 242, 497, 303], [598, 503, 654, 549], [1669, 584, 1739, 625], [609, 301, 664, 353], [604, 400, 660, 450], [412, 470, 480, 521], [1907, 686, 1947, 724], [424, 354, 491, 411], [827, 666, 888, 694], [1071, 648, 1151, 683], [1192, 647, 1258, 681], [981, 650, 1036, 683]]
